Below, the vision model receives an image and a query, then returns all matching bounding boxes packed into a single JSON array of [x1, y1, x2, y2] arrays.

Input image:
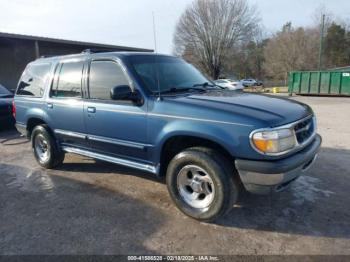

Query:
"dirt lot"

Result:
[[0, 95, 349, 255]]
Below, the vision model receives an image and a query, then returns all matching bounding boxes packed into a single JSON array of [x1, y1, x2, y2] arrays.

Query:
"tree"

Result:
[[263, 23, 319, 80], [324, 23, 350, 68], [173, 0, 259, 79], [221, 37, 267, 79], [282, 22, 292, 33]]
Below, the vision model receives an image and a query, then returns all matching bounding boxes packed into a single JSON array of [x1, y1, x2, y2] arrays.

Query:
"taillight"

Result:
[[12, 100, 16, 119]]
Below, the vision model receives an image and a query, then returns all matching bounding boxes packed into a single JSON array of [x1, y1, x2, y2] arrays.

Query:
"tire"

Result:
[[166, 147, 239, 222], [31, 125, 64, 169]]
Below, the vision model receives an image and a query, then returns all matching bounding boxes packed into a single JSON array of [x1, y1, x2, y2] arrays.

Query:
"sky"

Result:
[[0, 0, 349, 54]]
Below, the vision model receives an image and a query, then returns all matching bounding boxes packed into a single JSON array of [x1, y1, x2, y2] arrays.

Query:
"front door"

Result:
[[84, 59, 148, 162]]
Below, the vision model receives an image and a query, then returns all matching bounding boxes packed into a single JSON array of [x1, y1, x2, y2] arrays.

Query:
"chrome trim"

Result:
[[148, 113, 252, 127], [46, 98, 84, 106], [249, 115, 316, 156], [56, 57, 87, 64], [98, 108, 147, 116], [54, 129, 152, 149], [88, 135, 151, 149], [83, 109, 251, 126], [54, 129, 86, 140], [13, 99, 45, 104], [62, 146, 157, 174]]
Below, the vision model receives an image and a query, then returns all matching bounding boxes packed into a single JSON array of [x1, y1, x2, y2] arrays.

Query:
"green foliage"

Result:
[[263, 23, 319, 80], [324, 23, 350, 68], [174, 1, 350, 81], [263, 21, 350, 80], [222, 39, 267, 79]]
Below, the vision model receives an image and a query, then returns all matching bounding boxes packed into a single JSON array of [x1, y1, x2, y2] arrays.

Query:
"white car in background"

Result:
[[213, 79, 244, 90], [241, 78, 263, 87]]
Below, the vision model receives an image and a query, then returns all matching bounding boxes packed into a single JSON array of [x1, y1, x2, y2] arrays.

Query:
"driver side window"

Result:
[[89, 60, 129, 100]]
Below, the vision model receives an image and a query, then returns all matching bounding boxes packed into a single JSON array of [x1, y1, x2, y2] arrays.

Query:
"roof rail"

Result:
[[82, 48, 117, 54], [39, 54, 58, 59]]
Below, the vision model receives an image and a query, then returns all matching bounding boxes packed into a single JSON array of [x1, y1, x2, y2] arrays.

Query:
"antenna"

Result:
[[152, 11, 158, 53], [152, 11, 161, 100]]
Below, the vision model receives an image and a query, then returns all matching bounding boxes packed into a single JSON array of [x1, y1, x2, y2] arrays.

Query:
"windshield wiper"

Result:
[[160, 87, 206, 94], [193, 82, 211, 87], [193, 82, 223, 89]]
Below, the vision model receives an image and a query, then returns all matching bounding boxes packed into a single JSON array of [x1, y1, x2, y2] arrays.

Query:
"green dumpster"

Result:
[[288, 70, 350, 96]]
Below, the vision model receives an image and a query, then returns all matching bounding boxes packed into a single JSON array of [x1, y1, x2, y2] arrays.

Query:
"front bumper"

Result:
[[235, 134, 322, 194]]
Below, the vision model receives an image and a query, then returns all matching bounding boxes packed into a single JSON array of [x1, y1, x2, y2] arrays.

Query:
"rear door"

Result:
[[84, 59, 148, 162], [46, 59, 87, 148]]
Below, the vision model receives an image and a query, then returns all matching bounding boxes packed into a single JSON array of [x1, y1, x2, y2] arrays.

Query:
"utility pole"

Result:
[[318, 14, 325, 70]]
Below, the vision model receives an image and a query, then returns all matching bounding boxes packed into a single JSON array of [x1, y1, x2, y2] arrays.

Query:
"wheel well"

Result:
[[159, 136, 234, 176], [26, 118, 47, 138]]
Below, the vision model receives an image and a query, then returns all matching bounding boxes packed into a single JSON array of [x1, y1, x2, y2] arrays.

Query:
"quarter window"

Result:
[[51, 61, 84, 98], [89, 61, 129, 100], [16, 63, 51, 97]]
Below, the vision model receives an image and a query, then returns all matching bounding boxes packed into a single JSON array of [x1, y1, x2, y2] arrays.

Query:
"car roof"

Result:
[[32, 51, 174, 64]]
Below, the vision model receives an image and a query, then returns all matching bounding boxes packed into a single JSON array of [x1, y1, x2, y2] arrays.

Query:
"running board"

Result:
[[62, 146, 158, 174]]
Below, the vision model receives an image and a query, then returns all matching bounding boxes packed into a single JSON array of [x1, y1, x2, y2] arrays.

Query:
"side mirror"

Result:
[[110, 85, 143, 106]]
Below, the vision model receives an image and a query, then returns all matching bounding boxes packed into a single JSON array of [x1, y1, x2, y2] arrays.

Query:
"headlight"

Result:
[[251, 128, 296, 155]]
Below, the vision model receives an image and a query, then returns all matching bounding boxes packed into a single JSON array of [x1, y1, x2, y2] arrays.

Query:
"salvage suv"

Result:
[[14, 51, 321, 222]]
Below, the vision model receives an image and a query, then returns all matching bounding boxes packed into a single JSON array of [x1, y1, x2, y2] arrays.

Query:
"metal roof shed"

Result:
[[0, 32, 153, 90]]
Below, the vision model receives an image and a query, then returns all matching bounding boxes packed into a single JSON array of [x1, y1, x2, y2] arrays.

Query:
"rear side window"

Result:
[[51, 61, 84, 98], [89, 60, 129, 100], [16, 63, 51, 97]]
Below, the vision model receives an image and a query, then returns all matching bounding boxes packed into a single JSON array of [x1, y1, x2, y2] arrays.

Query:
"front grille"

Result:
[[294, 116, 314, 144]]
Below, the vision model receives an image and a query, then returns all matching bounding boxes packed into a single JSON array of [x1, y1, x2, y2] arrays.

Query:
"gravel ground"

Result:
[[0, 95, 349, 255]]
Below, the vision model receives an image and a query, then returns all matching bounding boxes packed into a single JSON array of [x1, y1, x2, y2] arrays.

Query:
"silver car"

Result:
[[214, 79, 244, 90]]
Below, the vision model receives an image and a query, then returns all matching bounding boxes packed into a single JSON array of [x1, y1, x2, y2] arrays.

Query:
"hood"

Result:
[[172, 90, 312, 127]]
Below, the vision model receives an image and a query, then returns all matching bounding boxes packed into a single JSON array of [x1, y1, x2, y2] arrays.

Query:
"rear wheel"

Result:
[[166, 147, 239, 222], [31, 125, 64, 168]]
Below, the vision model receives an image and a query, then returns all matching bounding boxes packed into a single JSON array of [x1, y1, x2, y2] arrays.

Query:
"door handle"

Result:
[[87, 107, 96, 113], [47, 103, 53, 109]]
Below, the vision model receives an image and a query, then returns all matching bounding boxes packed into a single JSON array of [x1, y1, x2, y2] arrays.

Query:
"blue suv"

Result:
[[14, 51, 321, 221]]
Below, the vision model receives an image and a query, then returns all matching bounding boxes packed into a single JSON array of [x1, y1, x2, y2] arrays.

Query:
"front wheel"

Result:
[[166, 147, 239, 222]]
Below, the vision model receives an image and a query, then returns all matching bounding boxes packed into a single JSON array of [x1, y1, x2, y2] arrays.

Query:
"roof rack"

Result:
[[36, 49, 117, 59], [82, 48, 117, 54], [39, 55, 59, 58]]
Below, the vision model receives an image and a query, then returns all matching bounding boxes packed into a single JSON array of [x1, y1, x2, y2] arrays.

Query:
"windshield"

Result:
[[130, 55, 215, 94]]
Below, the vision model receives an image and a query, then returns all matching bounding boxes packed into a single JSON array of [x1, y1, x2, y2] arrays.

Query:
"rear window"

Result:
[[51, 61, 84, 98], [16, 63, 51, 97]]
